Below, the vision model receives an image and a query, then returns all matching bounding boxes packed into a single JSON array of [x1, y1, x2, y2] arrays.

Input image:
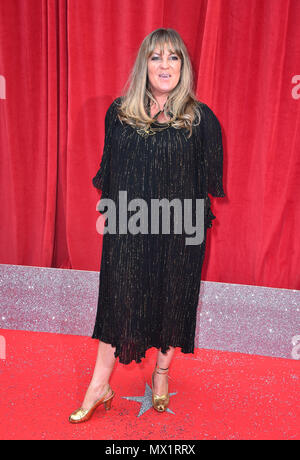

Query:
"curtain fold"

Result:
[[42, 0, 70, 268], [0, 0, 299, 289]]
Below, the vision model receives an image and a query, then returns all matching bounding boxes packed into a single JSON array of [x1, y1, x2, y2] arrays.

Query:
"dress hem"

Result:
[[91, 333, 195, 365]]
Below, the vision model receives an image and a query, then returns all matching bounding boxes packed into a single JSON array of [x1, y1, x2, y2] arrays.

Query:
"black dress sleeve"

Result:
[[202, 103, 226, 198], [92, 98, 119, 198]]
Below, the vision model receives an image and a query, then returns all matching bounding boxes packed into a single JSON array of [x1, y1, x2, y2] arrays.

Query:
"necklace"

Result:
[[136, 100, 174, 138]]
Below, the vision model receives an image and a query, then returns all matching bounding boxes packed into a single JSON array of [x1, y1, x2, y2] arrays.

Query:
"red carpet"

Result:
[[0, 328, 299, 440]]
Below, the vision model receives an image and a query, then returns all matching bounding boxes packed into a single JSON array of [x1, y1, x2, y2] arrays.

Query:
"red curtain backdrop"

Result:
[[0, 0, 299, 289]]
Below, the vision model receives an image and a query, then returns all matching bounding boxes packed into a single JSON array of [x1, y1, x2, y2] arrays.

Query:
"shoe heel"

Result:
[[104, 392, 114, 411]]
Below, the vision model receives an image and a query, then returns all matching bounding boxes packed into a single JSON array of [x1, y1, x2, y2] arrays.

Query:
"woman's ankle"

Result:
[[155, 363, 169, 374], [89, 380, 110, 393]]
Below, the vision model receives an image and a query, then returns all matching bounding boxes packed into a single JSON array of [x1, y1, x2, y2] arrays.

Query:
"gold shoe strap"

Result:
[[102, 384, 113, 401], [155, 364, 172, 376], [154, 363, 174, 380], [155, 363, 168, 374]]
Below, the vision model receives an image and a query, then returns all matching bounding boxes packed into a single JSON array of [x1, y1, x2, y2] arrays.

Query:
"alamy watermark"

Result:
[[0, 75, 6, 100], [291, 335, 300, 360], [96, 191, 205, 245], [0, 335, 6, 360]]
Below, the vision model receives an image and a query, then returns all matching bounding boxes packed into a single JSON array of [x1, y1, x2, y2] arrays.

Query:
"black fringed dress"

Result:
[[92, 97, 225, 365]]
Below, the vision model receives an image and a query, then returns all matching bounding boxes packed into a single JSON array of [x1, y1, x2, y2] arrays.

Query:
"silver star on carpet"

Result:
[[122, 382, 177, 417]]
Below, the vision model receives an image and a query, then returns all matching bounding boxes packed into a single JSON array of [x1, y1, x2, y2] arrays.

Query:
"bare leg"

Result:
[[153, 346, 176, 396], [81, 340, 116, 410]]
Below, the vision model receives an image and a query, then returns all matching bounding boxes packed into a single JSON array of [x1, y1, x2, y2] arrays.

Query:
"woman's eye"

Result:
[[150, 55, 179, 61]]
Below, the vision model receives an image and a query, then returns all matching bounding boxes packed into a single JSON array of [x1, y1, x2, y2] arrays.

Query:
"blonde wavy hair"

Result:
[[117, 28, 202, 138]]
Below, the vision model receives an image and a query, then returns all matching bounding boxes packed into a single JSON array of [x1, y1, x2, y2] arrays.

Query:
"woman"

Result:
[[69, 28, 225, 423]]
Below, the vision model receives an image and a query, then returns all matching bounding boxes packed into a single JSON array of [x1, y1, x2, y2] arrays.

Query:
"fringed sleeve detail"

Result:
[[206, 196, 217, 228], [92, 98, 120, 198], [202, 103, 226, 198]]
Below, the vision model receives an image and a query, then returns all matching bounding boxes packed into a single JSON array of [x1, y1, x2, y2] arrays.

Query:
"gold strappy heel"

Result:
[[68, 384, 115, 424], [151, 363, 171, 412]]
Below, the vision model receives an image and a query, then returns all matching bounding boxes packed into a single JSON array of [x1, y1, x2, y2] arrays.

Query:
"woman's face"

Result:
[[147, 42, 181, 98]]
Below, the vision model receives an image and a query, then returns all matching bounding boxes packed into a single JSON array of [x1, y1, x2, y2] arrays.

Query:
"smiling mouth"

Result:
[[159, 74, 171, 79]]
